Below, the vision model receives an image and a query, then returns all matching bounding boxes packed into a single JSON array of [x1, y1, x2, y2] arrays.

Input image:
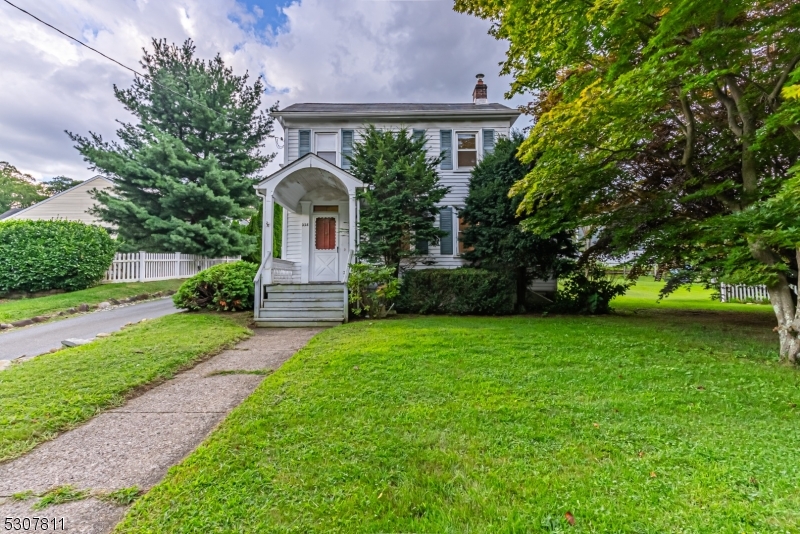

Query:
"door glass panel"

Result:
[[315, 217, 337, 250]]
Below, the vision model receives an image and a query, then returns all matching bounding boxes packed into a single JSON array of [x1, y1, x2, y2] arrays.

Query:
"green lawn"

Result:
[[613, 276, 774, 313], [115, 305, 799, 532], [0, 280, 186, 325], [0, 313, 249, 462]]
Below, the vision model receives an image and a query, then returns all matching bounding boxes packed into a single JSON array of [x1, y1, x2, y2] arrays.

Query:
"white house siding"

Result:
[[7, 176, 113, 225], [284, 211, 304, 262], [280, 118, 513, 270]]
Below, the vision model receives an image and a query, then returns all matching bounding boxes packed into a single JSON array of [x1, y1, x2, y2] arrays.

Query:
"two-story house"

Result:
[[254, 76, 525, 326]]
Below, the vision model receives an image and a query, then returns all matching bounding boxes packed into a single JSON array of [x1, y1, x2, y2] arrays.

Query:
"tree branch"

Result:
[[712, 82, 743, 138], [769, 53, 800, 108], [679, 93, 696, 175]]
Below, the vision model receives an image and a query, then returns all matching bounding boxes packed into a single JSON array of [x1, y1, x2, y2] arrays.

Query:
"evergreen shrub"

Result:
[[0, 220, 116, 293], [173, 261, 257, 311], [397, 268, 515, 315]]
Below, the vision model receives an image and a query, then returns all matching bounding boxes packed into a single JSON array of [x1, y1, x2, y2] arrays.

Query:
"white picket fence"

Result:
[[104, 252, 239, 283], [720, 282, 798, 303]]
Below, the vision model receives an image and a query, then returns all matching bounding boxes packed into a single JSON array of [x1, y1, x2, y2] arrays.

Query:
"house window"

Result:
[[315, 133, 337, 165], [457, 132, 477, 169]]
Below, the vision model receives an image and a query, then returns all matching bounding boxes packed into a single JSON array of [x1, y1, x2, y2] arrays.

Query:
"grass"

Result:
[[33, 485, 90, 510], [0, 279, 185, 325], [99, 487, 143, 507], [114, 300, 800, 533], [612, 276, 774, 313], [0, 313, 250, 462]]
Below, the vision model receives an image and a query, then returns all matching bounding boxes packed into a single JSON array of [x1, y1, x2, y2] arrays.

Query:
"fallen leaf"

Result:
[[638, 451, 645, 458], [353, 365, 360, 370], [650, 471, 657, 478], [565, 511, 575, 526], [697, 385, 705, 390], [593, 422, 600, 428]]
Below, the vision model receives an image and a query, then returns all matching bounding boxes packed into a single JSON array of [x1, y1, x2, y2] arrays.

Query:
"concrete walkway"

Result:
[[0, 298, 180, 361], [0, 328, 321, 534]]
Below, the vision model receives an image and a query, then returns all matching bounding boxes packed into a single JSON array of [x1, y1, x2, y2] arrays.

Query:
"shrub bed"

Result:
[[397, 268, 515, 315], [173, 261, 257, 311], [0, 220, 116, 294]]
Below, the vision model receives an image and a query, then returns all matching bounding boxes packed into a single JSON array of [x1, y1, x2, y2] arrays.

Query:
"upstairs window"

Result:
[[457, 132, 477, 169], [315, 133, 337, 165]]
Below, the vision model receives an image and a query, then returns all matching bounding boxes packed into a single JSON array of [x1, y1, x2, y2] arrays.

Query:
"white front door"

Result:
[[311, 213, 339, 282]]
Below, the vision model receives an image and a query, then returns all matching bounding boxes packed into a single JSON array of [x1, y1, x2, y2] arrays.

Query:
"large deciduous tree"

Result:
[[456, 0, 800, 361], [69, 39, 276, 256], [0, 162, 46, 213], [460, 133, 577, 309], [349, 126, 449, 273]]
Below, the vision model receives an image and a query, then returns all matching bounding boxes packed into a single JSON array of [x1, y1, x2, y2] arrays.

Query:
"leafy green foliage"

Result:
[[42, 176, 82, 195], [240, 202, 283, 263], [173, 261, 257, 311], [346, 263, 400, 318], [0, 313, 249, 461], [115, 312, 799, 533], [0, 161, 46, 213], [349, 125, 449, 272], [397, 268, 515, 315], [0, 220, 116, 294], [460, 133, 577, 308], [552, 270, 629, 315], [69, 39, 276, 256], [455, 0, 800, 358]]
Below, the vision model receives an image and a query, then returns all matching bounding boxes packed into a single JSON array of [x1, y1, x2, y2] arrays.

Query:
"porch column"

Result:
[[348, 192, 357, 260], [300, 201, 311, 283], [263, 195, 274, 260]]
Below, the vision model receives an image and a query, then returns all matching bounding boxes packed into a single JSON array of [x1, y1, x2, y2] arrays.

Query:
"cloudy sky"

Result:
[[0, 0, 526, 182]]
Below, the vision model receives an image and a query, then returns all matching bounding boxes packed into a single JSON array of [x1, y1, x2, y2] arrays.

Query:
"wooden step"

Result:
[[259, 307, 345, 320], [262, 299, 343, 309], [254, 318, 343, 328]]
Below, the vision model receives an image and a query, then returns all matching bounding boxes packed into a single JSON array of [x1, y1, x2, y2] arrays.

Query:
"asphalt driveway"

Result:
[[0, 298, 181, 361]]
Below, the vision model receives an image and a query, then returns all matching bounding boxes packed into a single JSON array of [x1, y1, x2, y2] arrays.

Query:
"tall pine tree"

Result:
[[69, 39, 276, 256], [348, 126, 449, 273]]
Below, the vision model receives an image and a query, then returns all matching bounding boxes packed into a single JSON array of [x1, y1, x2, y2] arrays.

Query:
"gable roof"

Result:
[[0, 208, 23, 220], [272, 103, 521, 123], [6, 175, 113, 221]]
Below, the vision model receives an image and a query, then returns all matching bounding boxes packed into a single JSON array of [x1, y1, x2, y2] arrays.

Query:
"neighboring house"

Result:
[[4, 175, 113, 225], [0, 208, 23, 220], [255, 76, 549, 327]]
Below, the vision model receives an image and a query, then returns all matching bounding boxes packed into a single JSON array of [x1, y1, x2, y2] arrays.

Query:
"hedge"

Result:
[[173, 261, 258, 311], [396, 268, 515, 315], [0, 220, 116, 294]]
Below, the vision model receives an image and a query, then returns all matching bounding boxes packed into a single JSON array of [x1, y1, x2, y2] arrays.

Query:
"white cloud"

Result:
[[0, 0, 526, 181]]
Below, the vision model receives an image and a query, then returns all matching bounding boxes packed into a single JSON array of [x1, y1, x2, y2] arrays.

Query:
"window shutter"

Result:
[[415, 238, 429, 255], [483, 129, 495, 155], [440, 130, 453, 170], [412, 129, 425, 145], [299, 129, 311, 157], [341, 129, 354, 170], [439, 207, 453, 255]]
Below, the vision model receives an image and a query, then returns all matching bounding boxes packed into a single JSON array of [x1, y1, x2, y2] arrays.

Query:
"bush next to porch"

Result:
[[397, 268, 515, 315], [173, 261, 257, 311], [0, 220, 116, 294]]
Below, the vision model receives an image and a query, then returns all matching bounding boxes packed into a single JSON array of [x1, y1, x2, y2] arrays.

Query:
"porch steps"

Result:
[[256, 283, 347, 328]]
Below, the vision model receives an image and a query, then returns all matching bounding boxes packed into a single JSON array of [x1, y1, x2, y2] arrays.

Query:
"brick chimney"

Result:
[[472, 74, 488, 105]]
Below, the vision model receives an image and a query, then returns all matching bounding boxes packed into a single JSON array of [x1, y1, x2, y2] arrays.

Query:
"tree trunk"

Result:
[[764, 247, 800, 363], [516, 266, 528, 313]]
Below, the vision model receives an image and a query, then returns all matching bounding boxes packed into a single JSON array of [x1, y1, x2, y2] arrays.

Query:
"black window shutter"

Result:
[[299, 129, 311, 157], [412, 129, 426, 145], [415, 238, 429, 254], [440, 130, 453, 170], [483, 129, 495, 155], [439, 207, 453, 255], [341, 130, 354, 169]]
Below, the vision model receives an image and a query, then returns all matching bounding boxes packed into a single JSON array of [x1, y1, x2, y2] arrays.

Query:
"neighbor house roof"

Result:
[[0, 208, 23, 220], [272, 103, 521, 123], [6, 175, 114, 225]]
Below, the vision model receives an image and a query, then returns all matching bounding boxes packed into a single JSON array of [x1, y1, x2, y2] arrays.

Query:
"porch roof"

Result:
[[255, 153, 364, 213]]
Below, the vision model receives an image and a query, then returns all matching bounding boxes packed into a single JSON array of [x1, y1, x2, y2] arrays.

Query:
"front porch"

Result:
[[253, 154, 363, 326]]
